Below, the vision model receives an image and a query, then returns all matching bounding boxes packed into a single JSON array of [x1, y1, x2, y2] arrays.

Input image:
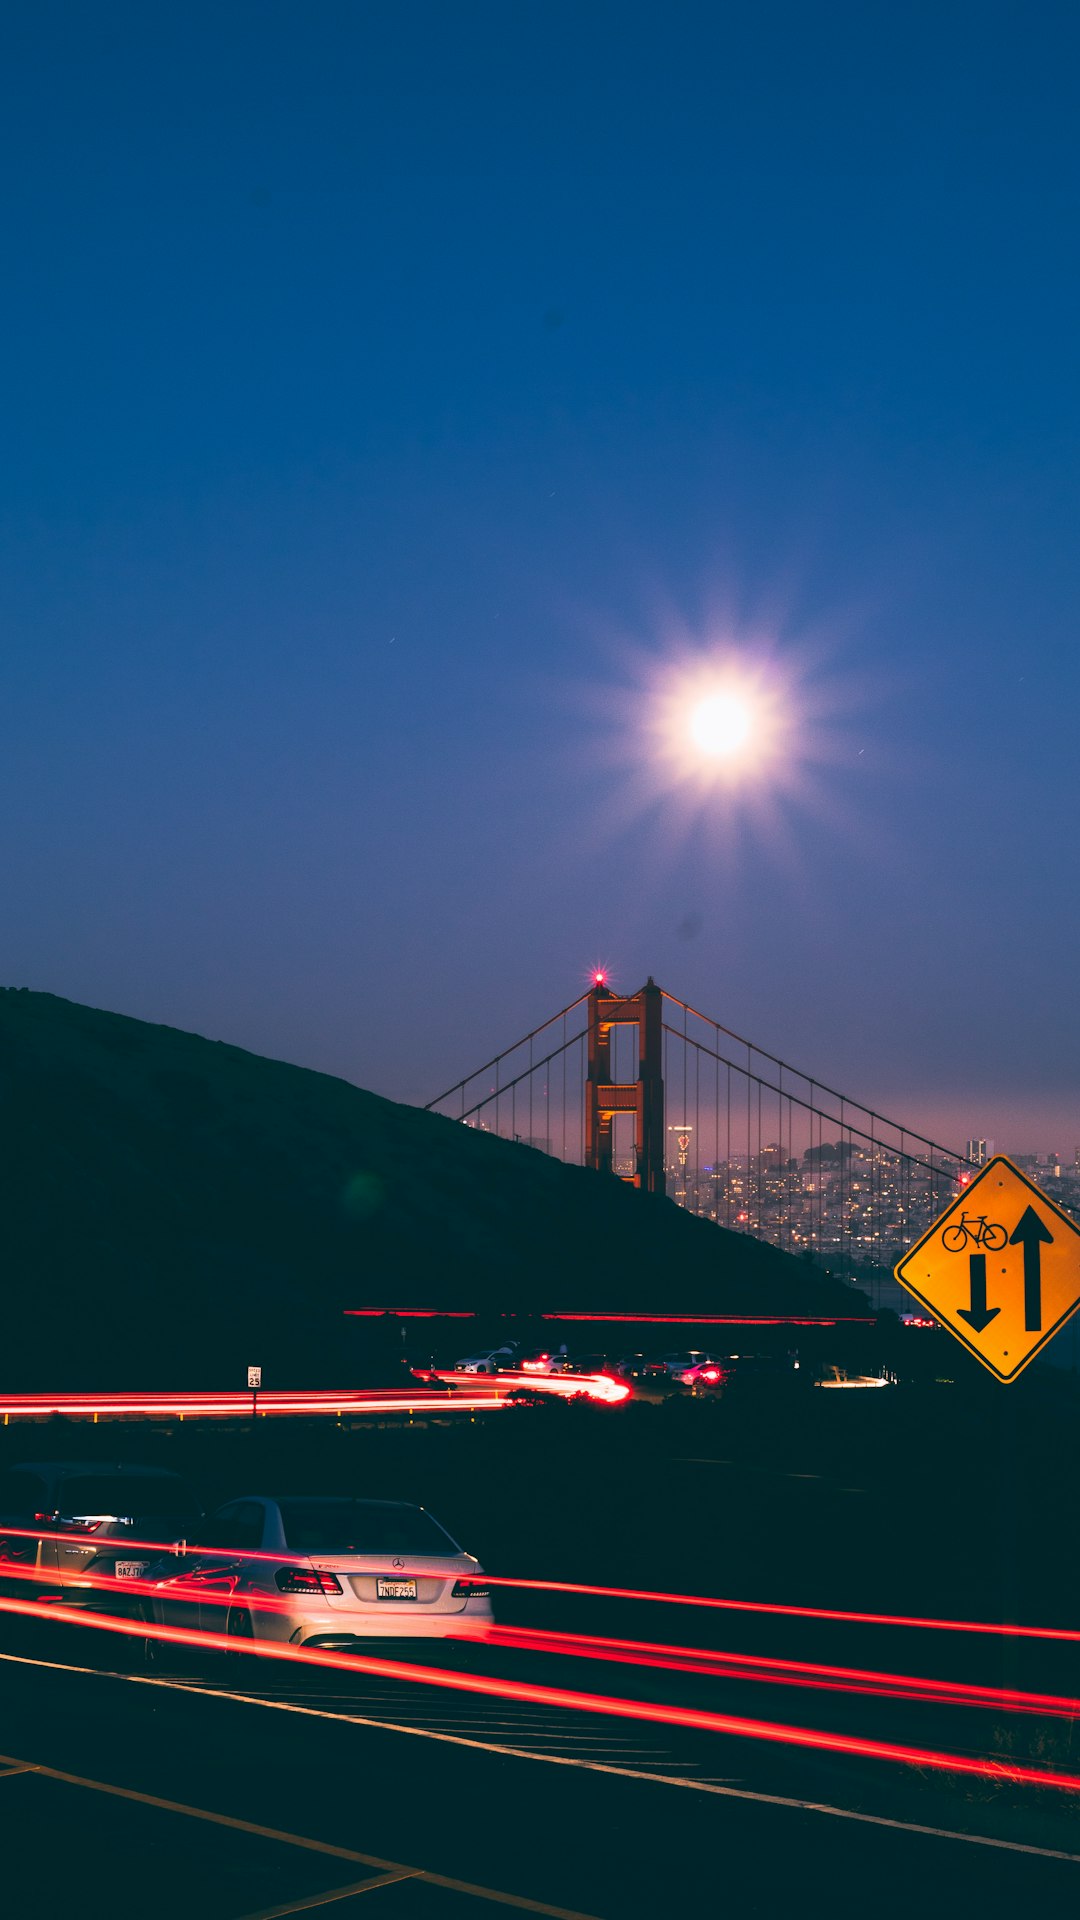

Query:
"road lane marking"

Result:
[[2, 1651, 1079, 1866], [234, 1870, 420, 1918], [0, 1723, 603, 1919]]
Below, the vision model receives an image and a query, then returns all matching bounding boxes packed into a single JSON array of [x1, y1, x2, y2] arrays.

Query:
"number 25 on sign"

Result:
[[895, 1155, 1080, 1381]]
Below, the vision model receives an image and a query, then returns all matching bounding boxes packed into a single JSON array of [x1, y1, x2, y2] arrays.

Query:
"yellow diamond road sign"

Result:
[[895, 1154, 1080, 1381]]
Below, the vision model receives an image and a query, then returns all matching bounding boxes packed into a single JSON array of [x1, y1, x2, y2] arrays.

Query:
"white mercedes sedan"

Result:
[[145, 1495, 493, 1650]]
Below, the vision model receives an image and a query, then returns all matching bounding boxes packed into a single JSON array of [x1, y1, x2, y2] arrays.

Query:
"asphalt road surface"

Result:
[[1, 1621, 1078, 1920]]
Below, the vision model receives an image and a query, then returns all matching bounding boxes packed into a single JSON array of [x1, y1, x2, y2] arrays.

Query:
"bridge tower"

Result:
[[584, 976, 665, 1194]]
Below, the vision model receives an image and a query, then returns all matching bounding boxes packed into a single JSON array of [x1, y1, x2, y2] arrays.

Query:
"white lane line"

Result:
[[234, 1706, 651, 1745], [1, 1651, 1078, 1866]]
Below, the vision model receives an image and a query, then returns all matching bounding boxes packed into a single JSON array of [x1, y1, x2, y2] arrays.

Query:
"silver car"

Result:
[[0, 1461, 200, 1606], [453, 1344, 518, 1374], [147, 1494, 493, 1649]]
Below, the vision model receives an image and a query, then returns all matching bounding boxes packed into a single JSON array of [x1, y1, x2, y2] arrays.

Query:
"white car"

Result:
[[453, 1344, 518, 1374], [656, 1350, 726, 1386], [146, 1495, 493, 1649]]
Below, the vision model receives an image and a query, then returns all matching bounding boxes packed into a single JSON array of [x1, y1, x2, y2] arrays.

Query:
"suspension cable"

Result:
[[661, 1023, 961, 1183], [425, 990, 591, 1110], [660, 989, 969, 1168]]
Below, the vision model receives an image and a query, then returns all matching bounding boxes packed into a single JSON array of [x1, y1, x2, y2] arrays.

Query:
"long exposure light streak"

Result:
[[342, 1310, 878, 1326], [0, 1376, 628, 1419], [344, 1310, 477, 1318], [1, 1592, 1078, 1794], [3, 1536, 1075, 1642], [470, 1577, 1080, 1643], [0, 1528, 477, 1578], [5, 1560, 1076, 1723], [538, 1313, 878, 1327], [0, 1554, 488, 1629], [0, 1389, 508, 1420], [473, 1624, 1080, 1719], [427, 1371, 630, 1402]]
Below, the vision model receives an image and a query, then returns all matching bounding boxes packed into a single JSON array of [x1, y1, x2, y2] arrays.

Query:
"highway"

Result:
[[1, 1612, 1079, 1920], [0, 1377, 627, 1421], [2, 1376, 1078, 1912]]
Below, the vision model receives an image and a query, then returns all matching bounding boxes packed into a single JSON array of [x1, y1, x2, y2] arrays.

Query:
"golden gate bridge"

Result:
[[427, 973, 971, 1276]]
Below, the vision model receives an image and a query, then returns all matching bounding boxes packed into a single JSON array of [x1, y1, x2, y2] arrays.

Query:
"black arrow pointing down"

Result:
[[958, 1253, 999, 1333]]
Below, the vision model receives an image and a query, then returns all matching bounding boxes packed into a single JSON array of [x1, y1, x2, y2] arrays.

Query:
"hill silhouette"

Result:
[[0, 989, 869, 1387]]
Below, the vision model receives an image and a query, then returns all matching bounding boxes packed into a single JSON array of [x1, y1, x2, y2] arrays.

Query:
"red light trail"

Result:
[[5, 1559, 1076, 1723], [342, 1311, 877, 1326], [344, 1310, 477, 1319], [472, 1624, 1080, 1719], [471, 1577, 1080, 1643], [0, 1377, 629, 1419], [539, 1313, 878, 1326], [426, 1371, 630, 1403], [2, 1534, 1075, 1642], [0, 1388, 508, 1421], [0, 1530, 311, 1570], [1, 1592, 1077, 1794]]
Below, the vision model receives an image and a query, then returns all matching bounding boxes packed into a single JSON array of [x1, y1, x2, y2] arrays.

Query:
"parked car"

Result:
[[454, 1344, 519, 1373], [655, 1351, 727, 1385], [516, 1347, 557, 1373], [144, 1495, 492, 1648], [669, 1354, 727, 1388], [558, 1353, 614, 1377], [0, 1461, 201, 1608], [611, 1353, 668, 1384]]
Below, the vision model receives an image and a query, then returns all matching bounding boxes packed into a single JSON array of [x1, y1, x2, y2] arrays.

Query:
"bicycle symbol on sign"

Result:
[[941, 1212, 1008, 1253]]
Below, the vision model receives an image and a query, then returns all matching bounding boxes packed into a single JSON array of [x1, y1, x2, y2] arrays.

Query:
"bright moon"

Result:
[[690, 692, 752, 758]]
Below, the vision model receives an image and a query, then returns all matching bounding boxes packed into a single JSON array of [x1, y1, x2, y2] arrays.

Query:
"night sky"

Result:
[[3, 3, 1078, 1153]]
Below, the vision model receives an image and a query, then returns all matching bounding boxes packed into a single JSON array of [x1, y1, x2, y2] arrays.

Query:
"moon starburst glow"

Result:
[[569, 604, 862, 874], [689, 691, 754, 759]]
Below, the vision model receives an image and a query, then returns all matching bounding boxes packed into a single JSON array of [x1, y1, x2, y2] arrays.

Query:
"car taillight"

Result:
[[701, 1368, 721, 1382], [452, 1579, 491, 1600], [274, 1567, 343, 1595], [51, 1517, 103, 1533]]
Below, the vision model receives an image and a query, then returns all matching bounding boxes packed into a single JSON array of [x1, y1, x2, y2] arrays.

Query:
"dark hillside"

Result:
[[0, 989, 869, 1386]]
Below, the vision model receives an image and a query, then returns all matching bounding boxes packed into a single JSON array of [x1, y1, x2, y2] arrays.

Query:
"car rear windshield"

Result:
[[57, 1475, 198, 1518], [278, 1500, 458, 1556]]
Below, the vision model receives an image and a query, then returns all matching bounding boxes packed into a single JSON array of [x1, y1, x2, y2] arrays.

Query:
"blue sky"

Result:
[[2, 2, 1078, 1151]]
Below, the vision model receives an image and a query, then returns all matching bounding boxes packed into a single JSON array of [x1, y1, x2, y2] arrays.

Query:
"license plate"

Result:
[[376, 1578, 417, 1600], [113, 1562, 147, 1580]]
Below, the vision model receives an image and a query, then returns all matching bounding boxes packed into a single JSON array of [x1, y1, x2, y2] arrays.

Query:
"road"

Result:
[[3, 1380, 1080, 1911], [1, 1617, 1078, 1920]]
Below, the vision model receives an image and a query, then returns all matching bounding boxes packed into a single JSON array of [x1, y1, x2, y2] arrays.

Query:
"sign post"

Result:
[[895, 1155, 1080, 1381], [247, 1364, 262, 1420]]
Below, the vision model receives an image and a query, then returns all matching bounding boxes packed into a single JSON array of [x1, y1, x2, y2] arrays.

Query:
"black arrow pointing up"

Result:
[[958, 1253, 1000, 1333], [1009, 1205, 1053, 1332]]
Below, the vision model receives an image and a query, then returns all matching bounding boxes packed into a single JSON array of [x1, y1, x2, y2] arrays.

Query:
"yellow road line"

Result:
[[0, 1747, 602, 1919], [5, 1649, 1080, 1867], [234, 1869, 419, 1918]]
